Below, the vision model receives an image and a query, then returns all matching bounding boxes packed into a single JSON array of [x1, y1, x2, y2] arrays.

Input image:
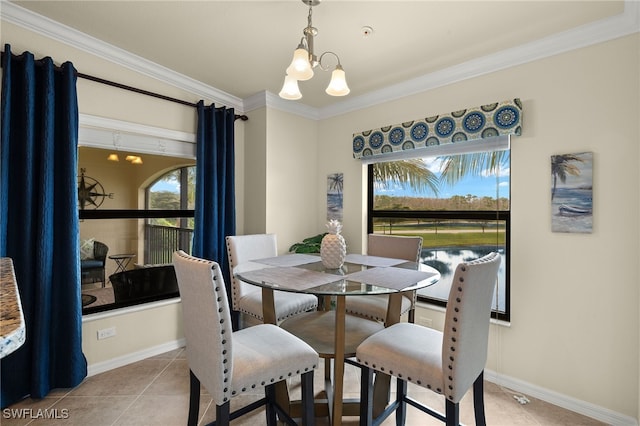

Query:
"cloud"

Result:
[[481, 165, 510, 178]]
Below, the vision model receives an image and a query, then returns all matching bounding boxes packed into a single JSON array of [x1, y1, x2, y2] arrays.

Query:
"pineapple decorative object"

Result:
[[320, 220, 347, 269]]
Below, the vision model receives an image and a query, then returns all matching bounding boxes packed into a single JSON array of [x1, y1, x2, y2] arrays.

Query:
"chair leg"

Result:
[[216, 401, 231, 426], [265, 383, 278, 426], [301, 370, 315, 426], [231, 310, 240, 331], [395, 379, 407, 426], [188, 370, 201, 426], [360, 366, 374, 426], [473, 371, 486, 426], [445, 400, 459, 426], [408, 308, 415, 324]]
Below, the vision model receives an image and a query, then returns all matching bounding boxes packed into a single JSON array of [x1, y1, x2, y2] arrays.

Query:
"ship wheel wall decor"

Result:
[[78, 168, 114, 210]]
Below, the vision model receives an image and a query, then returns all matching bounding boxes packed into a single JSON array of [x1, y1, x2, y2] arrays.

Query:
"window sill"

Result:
[[415, 301, 511, 327], [82, 297, 181, 322]]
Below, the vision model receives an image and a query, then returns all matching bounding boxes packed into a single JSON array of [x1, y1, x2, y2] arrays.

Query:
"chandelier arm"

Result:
[[296, 37, 308, 51], [318, 51, 342, 71]]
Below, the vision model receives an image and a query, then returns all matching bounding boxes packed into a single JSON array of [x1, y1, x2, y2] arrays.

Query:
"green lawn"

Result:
[[380, 231, 505, 247]]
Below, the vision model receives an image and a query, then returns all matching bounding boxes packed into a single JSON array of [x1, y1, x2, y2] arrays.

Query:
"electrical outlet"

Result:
[[418, 316, 433, 328], [97, 327, 116, 340]]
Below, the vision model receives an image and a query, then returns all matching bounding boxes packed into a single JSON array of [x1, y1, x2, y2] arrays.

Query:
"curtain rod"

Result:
[[1, 50, 248, 122], [77, 72, 248, 121]]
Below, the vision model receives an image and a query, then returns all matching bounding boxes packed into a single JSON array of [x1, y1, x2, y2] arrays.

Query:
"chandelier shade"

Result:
[[325, 64, 350, 96], [279, 0, 349, 100], [279, 75, 303, 100], [286, 46, 314, 81]]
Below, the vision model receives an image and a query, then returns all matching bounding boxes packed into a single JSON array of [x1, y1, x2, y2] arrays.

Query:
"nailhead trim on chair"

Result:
[[355, 358, 444, 395], [238, 302, 318, 322], [225, 239, 242, 312], [208, 263, 233, 403], [444, 265, 467, 401]]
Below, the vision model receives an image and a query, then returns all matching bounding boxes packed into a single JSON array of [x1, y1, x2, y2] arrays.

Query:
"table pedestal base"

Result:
[[281, 309, 386, 425]]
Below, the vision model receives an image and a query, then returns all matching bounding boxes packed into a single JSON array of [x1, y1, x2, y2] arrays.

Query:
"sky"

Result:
[[151, 179, 179, 193]]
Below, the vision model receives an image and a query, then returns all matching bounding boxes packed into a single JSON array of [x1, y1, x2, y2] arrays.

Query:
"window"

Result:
[[368, 150, 510, 321], [145, 166, 196, 264], [79, 147, 195, 315]]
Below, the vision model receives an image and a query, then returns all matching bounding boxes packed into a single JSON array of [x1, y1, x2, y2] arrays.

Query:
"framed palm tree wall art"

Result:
[[551, 151, 593, 233], [327, 173, 343, 221]]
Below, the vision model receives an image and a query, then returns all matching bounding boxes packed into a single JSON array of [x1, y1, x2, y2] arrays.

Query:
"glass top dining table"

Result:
[[235, 252, 440, 425], [234, 252, 439, 295]]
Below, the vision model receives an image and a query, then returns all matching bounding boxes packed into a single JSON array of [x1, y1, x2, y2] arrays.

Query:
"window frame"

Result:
[[366, 163, 511, 322], [80, 166, 196, 315]]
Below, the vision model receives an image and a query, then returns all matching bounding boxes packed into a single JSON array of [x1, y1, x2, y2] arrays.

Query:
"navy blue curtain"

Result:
[[192, 101, 236, 294], [0, 45, 86, 408]]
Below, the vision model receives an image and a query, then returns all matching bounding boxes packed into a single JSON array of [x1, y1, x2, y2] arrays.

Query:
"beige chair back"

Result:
[[367, 234, 422, 262], [225, 234, 277, 311], [368, 233, 422, 320], [443, 251, 501, 403], [172, 250, 233, 405]]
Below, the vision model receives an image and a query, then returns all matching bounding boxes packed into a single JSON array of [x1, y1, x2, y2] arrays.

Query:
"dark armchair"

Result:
[[80, 240, 108, 287], [110, 265, 179, 305]]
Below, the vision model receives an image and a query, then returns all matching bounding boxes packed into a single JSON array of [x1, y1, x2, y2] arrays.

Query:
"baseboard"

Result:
[[484, 369, 637, 426], [86, 338, 186, 377]]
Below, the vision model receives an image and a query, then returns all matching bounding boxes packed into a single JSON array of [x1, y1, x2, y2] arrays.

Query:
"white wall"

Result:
[[242, 104, 320, 253], [315, 34, 640, 421], [242, 107, 268, 235], [265, 108, 319, 253], [82, 301, 183, 372]]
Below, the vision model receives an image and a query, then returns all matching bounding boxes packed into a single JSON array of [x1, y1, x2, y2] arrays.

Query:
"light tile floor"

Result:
[[3, 348, 605, 426]]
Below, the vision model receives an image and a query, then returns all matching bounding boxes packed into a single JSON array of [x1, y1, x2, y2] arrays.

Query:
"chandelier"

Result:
[[279, 0, 350, 100]]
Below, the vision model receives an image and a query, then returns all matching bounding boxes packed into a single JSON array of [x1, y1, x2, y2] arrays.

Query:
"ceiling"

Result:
[[8, 1, 628, 110]]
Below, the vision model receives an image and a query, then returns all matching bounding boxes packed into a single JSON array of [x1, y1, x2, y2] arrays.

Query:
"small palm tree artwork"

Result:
[[550, 152, 593, 233], [327, 173, 344, 221]]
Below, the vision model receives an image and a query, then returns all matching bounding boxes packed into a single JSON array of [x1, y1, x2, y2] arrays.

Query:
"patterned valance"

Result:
[[352, 98, 522, 159]]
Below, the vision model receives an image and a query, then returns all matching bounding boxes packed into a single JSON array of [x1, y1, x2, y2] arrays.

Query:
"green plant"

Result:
[[289, 233, 327, 253]]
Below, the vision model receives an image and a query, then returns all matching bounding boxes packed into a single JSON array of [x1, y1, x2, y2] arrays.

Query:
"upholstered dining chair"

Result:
[[356, 252, 501, 426], [226, 234, 318, 329], [172, 251, 319, 426], [345, 234, 422, 324]]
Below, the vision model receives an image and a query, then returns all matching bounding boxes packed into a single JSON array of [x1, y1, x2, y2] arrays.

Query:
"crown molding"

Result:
[[1, 1, 244, 112], [3, 1, 638, 121], [243, 91, 320, 121], [316, 0, 640, 120]]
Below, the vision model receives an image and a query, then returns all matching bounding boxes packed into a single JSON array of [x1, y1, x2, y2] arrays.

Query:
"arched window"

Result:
[[144, 166, 196, 264]]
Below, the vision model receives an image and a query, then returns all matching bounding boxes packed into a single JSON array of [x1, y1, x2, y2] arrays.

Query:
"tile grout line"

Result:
[[109, 351, 182, 426]]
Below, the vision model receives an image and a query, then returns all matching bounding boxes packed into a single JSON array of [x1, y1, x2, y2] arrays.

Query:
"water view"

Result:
[[551, 187, 593, 233], [418, 246, 506, 312]]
